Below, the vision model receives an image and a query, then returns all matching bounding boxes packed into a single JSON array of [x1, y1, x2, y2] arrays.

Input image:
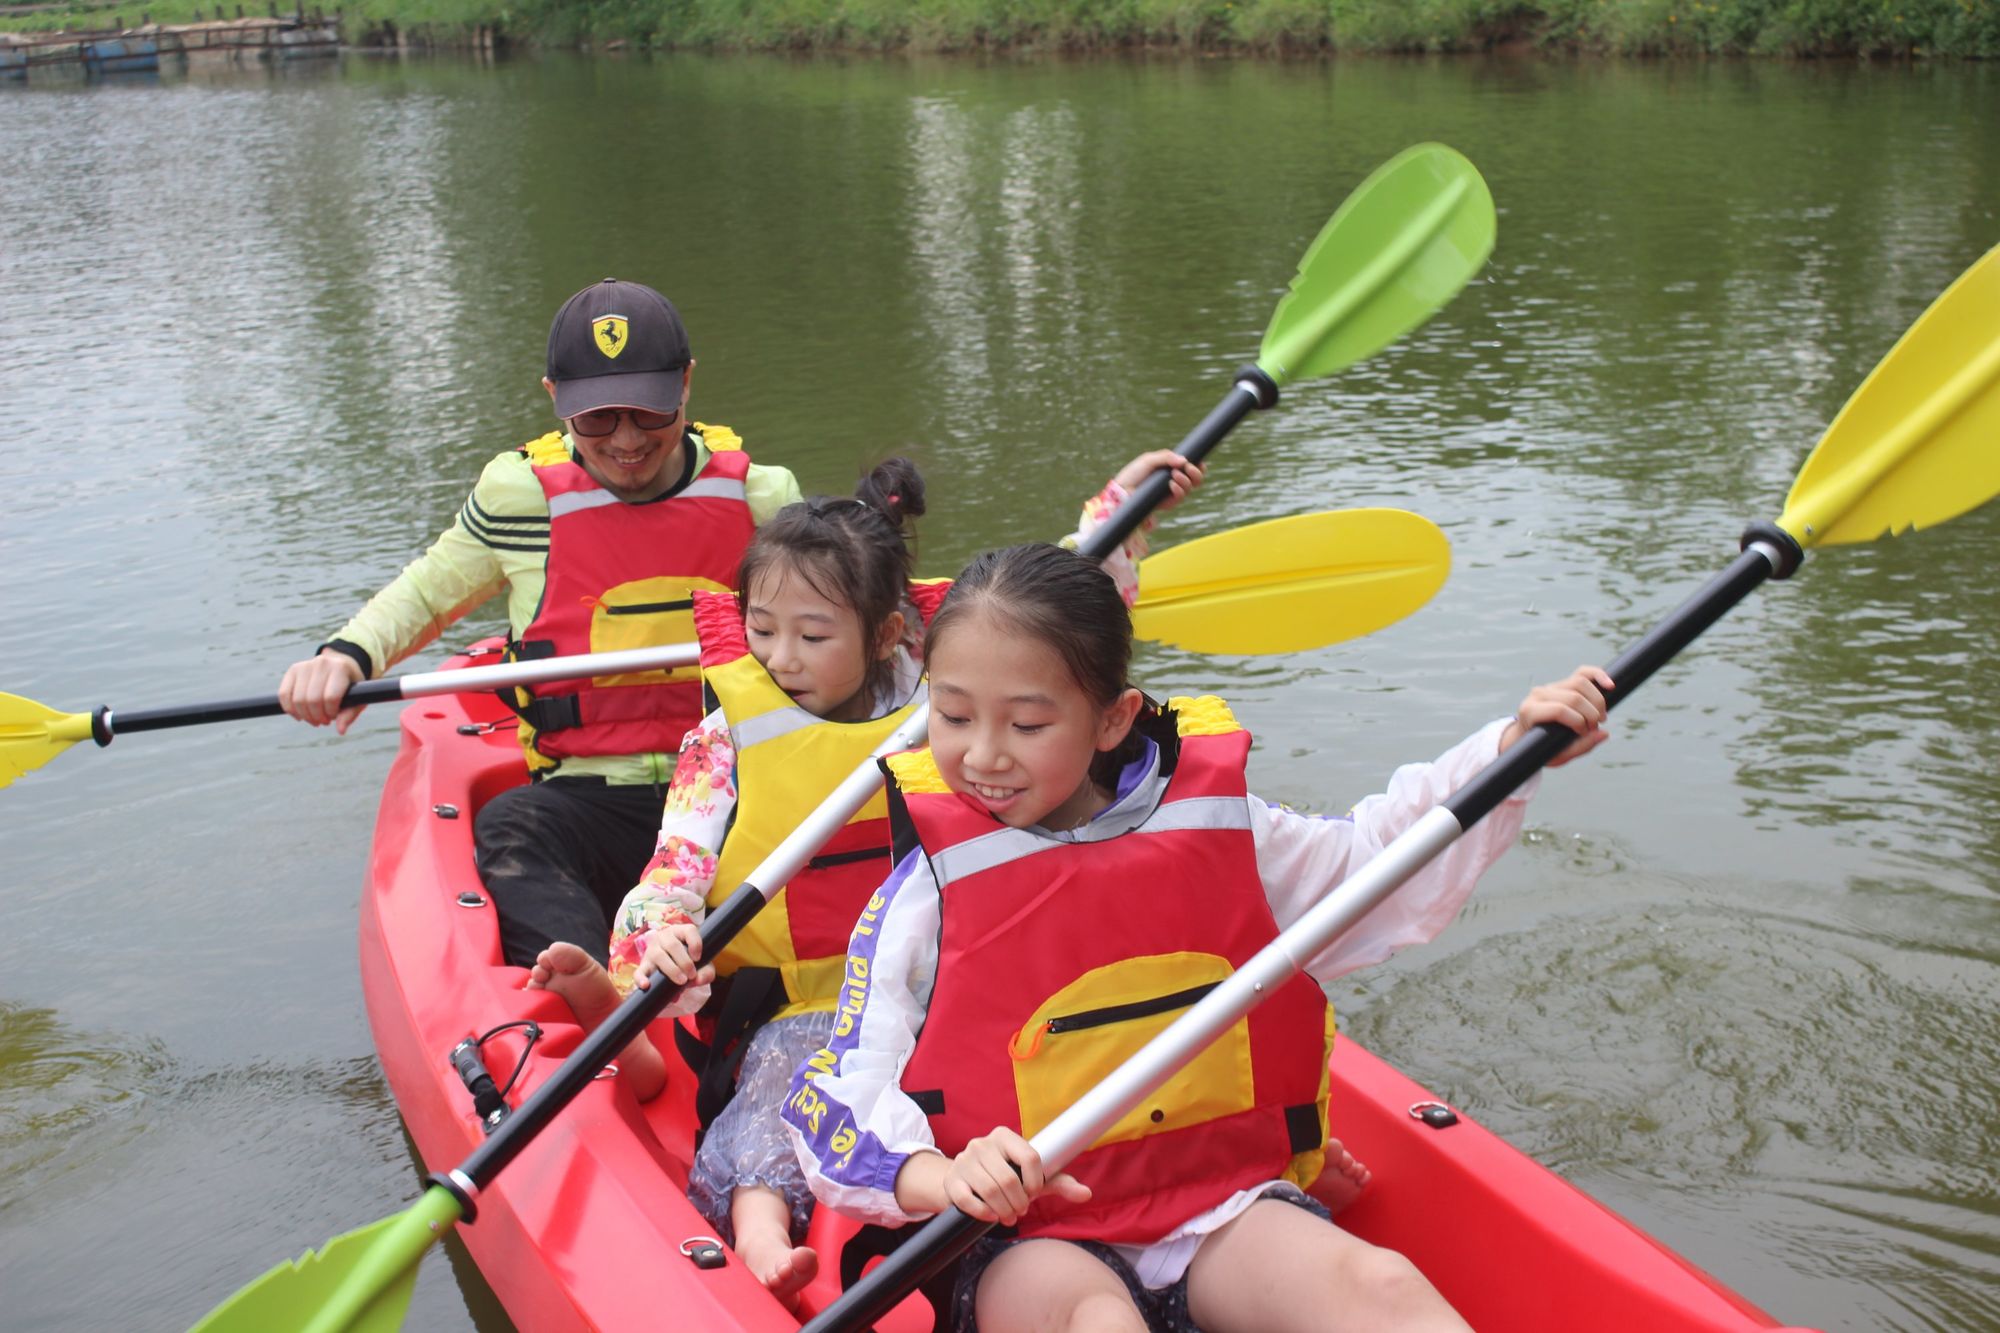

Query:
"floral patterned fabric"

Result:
[[604, 719, 734, 1013]]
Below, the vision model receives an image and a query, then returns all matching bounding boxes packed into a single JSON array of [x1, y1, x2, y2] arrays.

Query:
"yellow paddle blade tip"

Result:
[[1133, 509, 1450, 655], [0, 693, 95, 789], [1780, 243, 2000, 548]]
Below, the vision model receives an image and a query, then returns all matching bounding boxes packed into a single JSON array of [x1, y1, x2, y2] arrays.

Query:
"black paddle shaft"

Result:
[[94, 678, 409, 742], [443, 886, 763, 1207], [1446, 519, 1803, 829], [800, 519, 1807, 1333], [1076, 367, 1279, 561]]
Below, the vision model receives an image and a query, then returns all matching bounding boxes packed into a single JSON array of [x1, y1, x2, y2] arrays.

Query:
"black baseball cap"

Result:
[[546, 278, 692, 419]]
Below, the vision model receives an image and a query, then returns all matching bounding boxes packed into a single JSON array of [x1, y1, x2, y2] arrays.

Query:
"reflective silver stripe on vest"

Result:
[[731, 681, 929, 752], [928, 793, 1249, 887], [546, 475, 747, 520], [678, 476, 748, 502], [731, 702, 819, 751], [547, 489, 621, 519]]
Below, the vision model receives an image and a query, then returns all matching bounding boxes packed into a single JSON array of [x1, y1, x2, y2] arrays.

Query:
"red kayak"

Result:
[[360, 649, 1816, 1332]]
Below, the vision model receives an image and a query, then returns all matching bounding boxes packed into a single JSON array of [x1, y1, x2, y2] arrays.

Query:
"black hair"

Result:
[[924, 542, 1147, 792], [736, 457, 927, 711]]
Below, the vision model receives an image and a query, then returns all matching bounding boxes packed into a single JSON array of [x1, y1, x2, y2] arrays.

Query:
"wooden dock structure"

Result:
[[0, 10, 339, 79]]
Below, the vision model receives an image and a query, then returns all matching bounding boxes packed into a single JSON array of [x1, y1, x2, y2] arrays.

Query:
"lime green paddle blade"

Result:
[[1133, 509, 1449, 655], [1257, 143, 1496, 387], [1779, 243, 2000, 548], [193, 1187, 461, 1333], [0, 692, 95, 789]]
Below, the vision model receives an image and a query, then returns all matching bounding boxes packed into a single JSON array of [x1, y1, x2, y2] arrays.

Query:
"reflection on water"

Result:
[[2, 49, 1997, 1332], [0, 1002, 168, 1184]]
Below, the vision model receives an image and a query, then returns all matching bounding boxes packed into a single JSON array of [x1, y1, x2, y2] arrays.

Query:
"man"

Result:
[[280, 279, 802, 966]]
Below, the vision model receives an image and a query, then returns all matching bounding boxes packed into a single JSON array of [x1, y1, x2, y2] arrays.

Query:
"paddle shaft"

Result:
[[90, 644, 705, 741], [1085, 370, 1277, 557], [801, 522, 1807, 1333], [80, 458, 1292, 746], [438, 385, 1291, 1207]]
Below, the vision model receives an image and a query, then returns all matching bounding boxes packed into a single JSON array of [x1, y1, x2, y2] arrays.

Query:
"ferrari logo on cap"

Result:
[[593, 315, 628, 360]]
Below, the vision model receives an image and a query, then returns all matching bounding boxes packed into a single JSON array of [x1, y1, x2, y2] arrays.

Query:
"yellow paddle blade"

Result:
[[1133, 509, 1449, 656], [193, 1186, 460, 1333], [1780, 243, 2000, 548], [0, 692, 96, 789]]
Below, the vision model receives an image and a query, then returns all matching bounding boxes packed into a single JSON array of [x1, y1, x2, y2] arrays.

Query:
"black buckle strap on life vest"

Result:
[[669, 967, 790, 1135], [882, 766, 930, 872], [1286, 1102, 1324, 1154], [840, 1224, 958, 1333], [806, 844, 894, 872], [510, 693, 584, 734], [490, 639, 588, 734], [1140, 698, 1183, 779]]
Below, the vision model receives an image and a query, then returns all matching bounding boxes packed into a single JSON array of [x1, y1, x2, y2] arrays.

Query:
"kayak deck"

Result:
[[359, 655, 1812, 1331]]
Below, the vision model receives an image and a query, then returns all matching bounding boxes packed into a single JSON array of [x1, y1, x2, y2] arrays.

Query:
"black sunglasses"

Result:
[[569, 407, 681, 438]]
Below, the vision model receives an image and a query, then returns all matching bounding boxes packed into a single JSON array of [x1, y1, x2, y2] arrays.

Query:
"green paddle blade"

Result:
[[0, 692, 94, 789], [1132, 509, 1449, 655], [1257, 143, 1495, 387], [193, 1187, 461, 1333], [1779, 243, 2000, 549]]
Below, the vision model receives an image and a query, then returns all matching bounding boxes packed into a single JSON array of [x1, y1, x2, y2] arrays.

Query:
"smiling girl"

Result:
[[526, 453, 1202, 1306], [784, 543, 1613, 1332]]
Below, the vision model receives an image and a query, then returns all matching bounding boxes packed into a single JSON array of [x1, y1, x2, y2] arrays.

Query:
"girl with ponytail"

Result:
[[526, 450, 1201, 1306]]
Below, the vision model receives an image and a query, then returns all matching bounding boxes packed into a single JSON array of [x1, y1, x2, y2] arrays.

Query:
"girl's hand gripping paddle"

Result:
[[803, 242, 2000, 1333]]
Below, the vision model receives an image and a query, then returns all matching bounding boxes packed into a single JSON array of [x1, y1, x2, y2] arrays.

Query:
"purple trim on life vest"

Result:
[[782, 848, 926, 1197], [1108, 736, 1160, 808]]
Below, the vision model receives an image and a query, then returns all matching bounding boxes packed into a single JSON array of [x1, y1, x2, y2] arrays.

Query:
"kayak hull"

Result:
[[359, 655, 1813, 1331]]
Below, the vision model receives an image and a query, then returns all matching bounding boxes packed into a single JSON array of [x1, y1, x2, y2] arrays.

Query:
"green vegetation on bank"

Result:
[[6, 0, 1997, 55]]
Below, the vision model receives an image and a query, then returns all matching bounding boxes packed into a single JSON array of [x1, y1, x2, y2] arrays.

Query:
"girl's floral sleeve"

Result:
[[1062, 479, 1143, 607], [605, 709, 738, 1009]]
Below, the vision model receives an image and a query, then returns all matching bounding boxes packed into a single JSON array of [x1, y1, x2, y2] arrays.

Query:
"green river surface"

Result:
[[2, 49, 1998, 1332]]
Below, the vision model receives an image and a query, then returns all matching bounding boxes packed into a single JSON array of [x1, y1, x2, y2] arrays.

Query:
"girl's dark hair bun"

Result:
[[856, 456, 927, 534]]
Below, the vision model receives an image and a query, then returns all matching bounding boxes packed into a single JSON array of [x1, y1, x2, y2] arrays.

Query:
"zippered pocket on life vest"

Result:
[[1008, 952, 1254, 1148], [586, 575, 730, 687]]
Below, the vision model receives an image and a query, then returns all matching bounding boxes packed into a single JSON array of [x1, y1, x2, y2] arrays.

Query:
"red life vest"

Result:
[[889, 699, 1334, 1244], [508, 431, 754, 770], [691, 580, 952, 1017]]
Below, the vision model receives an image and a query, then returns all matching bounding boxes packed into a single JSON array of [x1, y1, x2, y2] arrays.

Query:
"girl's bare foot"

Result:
[[1305, 1138, 1372, 1216], [523, 942, 621, 1026], [738, 1235, 820, 1309], [730, 1185, 819, 1308]]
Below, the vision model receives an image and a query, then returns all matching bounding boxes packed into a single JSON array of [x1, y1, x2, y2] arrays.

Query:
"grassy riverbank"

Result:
[[7, 0, 1997, 56]]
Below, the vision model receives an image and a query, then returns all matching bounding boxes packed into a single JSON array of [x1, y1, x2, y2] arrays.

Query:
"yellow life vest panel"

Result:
[[696, 579, 953, 1018]]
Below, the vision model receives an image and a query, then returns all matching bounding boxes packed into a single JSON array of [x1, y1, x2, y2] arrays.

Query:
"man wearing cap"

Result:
[[278, 279, 802, 966]]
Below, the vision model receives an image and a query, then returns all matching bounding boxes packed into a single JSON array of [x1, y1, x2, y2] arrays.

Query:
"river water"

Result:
[[2, 50, 1996, 1332]]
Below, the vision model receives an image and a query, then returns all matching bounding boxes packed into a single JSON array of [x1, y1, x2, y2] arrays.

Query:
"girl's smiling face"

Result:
[[926, 605, 1142, 831], [744, 565, 900, 722]]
